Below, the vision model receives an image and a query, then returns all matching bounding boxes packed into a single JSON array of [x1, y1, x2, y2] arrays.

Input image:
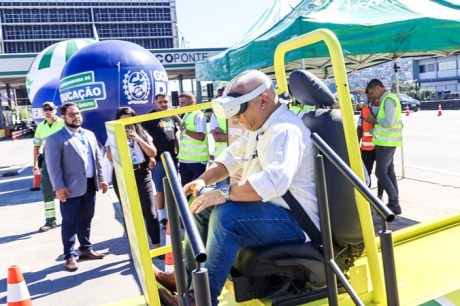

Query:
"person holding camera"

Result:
[[106, 107, 161, 250], [33, 101, 64, 232]]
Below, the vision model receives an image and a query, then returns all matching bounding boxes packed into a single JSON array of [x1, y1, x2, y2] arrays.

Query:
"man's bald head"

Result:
[[227, 70, 277, 103]]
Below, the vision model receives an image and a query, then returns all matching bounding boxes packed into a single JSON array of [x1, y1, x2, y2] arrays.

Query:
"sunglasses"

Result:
[[43, 108, 54, 112]]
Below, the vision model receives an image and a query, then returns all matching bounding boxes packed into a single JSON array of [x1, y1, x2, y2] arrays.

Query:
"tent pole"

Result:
[[393, 60, 405, 179]]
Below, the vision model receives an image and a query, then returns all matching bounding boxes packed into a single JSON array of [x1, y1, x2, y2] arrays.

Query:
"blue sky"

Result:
[[175, 0, 294, 48]]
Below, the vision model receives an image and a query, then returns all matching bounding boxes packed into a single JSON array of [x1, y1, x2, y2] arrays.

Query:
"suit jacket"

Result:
[[45, 127, 104, 198]]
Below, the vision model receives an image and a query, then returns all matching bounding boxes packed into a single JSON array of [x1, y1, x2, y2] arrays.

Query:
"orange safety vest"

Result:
[[360, 105, 375, 151]]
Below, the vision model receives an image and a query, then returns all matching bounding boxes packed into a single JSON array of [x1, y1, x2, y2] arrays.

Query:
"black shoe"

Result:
[[387, 202, 402, 215], [39, 220, 58, 232]]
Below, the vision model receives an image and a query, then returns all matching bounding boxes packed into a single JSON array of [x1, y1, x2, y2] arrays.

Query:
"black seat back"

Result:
[[290, 70, 364, 251]]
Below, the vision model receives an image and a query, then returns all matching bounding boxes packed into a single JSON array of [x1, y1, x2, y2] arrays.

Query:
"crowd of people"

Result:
[[33, 72, 402, 305], [33, 87, 228, 273]]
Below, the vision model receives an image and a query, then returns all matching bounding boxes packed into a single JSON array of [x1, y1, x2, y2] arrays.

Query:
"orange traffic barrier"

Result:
[[164, 222, 174, 273], [11, 130, 28, 141], [405, 105, 410, 116], [30, 172, 41, 191], [437, 103, 442, 116], [7, 265, 32, 306]]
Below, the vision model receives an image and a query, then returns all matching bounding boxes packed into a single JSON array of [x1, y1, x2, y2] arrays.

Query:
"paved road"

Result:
[[0, 109, 459, 305]]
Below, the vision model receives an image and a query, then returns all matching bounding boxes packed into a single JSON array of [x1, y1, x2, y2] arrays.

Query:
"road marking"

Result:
[[17, 160, 34, 174]]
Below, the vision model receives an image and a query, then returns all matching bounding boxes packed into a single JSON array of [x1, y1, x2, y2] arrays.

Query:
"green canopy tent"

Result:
[[196, 0, 460, 81]]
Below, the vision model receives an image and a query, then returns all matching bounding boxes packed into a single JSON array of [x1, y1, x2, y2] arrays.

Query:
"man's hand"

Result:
[[148, 157, 156, 169], [56, 188, 70, 202], [100, 180, 109, 193], [33, 165, 40, 174], [183, 179, 206, 198], [190, 190, 226, 214], [365, 113, 377, 124]]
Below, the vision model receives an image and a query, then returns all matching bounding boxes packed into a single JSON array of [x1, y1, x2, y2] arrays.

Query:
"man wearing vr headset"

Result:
[[157, 70, 319, 306]]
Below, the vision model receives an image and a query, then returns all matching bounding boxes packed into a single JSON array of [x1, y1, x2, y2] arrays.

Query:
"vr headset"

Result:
[[211, 77, 272, 119]]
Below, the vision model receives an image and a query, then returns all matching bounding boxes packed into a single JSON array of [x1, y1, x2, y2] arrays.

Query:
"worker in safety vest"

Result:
[[357, 90, 384, 200], [290, 102, 316, 117], [177, 91, 209, 186], [365, 79, 403, 215], [209, 113, 227, 159], [33, 102, 65, 232]]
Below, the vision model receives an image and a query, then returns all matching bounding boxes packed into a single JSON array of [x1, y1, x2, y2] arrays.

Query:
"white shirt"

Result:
[[217, 104, 319, 241], [209, 113, 219, 131]]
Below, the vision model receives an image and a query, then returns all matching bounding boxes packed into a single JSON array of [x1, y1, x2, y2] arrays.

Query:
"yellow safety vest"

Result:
[[33, 117, 65, 149], [290, 104, 315, 116], [373, 92, 403, 147], [213, 118, 227, 158], [177, 111, 209, 162]]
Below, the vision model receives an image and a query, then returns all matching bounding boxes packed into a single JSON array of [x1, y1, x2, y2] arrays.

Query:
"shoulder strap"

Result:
[[283, 190, 322, 245]]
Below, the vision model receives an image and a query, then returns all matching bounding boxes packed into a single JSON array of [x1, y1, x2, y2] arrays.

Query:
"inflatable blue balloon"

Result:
[[31, 77, 62, 125], [59, 40, 168, 144]]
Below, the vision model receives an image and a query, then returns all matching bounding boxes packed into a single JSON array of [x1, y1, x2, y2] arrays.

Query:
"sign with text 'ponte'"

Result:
[[152, 49, 225, 67]]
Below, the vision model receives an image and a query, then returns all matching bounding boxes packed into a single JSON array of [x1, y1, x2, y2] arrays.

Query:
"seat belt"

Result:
[[282, 190, 322, 245]]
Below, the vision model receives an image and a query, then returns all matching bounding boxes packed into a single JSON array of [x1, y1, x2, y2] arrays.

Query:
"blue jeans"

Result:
[[60, 178, 96, 260], [375, 146, 399, 204], [152, 160, 166, 193], [184, 201, 306, 306]]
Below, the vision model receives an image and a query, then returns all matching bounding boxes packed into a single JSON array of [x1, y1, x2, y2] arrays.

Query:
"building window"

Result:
[[420, 63, 436, 73], [438, 61, 456, 71]]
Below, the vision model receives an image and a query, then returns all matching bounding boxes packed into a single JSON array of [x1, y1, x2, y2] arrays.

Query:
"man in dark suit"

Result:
[[45, 102, 109, 272]]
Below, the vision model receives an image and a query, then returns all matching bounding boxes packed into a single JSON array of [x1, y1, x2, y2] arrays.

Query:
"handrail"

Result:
[[311, 132, 400, 305], [311, 133, 394, 222], [161, 152, 207, 262]]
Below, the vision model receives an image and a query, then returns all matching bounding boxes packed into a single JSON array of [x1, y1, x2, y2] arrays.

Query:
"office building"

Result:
[[413, 54, 460, 95], [0, 0, 178, 54]]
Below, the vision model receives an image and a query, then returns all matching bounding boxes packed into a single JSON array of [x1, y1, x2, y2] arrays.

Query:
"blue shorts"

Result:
[[152, 161, 167, 192]]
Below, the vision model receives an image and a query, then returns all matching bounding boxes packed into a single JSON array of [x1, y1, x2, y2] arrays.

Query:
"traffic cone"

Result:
[[7, 265, 32, 306], [405, 105, 410, 116], [164, 222, 174, 273], [437, 103, 442, 116], [30, 172, 41, 191]]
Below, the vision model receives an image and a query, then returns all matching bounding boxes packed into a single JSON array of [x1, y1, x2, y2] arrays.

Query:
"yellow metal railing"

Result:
[[105, 102, 211, 305]]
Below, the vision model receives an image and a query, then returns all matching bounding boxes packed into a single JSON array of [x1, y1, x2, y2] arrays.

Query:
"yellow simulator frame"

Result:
[[104, 29, 460, 306]]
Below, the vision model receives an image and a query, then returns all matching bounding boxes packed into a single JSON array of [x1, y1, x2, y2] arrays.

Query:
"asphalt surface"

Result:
[[0, 110, 459, 306]]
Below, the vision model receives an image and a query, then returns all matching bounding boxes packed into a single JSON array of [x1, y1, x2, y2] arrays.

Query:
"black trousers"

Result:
[[113, 165, 160, 245], [361, 149, 384, 197], [179, 162, 206, 186]]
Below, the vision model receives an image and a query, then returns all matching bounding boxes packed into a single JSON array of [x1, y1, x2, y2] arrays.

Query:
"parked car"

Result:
[[446, 92, 459, 100], [398, 93, 421, 112]]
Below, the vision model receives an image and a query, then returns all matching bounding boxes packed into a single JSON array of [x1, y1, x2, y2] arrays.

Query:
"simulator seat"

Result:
[[230, 70, 364, 303]]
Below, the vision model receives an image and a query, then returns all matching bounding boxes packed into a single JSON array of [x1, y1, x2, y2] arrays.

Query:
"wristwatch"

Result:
[[219, 184, 231, 201]]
